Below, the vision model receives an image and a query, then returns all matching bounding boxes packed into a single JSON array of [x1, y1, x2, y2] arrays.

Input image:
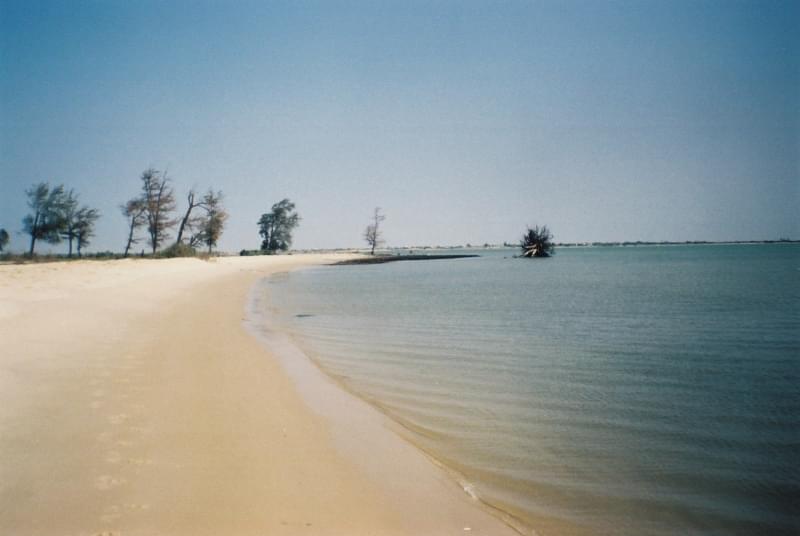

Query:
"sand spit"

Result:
[[0, 255, 520, 536]]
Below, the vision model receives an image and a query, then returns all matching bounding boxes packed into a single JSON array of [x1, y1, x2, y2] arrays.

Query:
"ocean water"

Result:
[[264, 245, 799, 535]]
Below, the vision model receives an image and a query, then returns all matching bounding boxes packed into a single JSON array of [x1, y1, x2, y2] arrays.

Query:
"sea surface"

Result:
[[264, 244, 799, 535]]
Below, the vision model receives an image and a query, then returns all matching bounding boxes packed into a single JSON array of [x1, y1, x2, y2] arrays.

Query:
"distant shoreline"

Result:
[[2, 238, 796, 264], [335, 254, 481, 265]]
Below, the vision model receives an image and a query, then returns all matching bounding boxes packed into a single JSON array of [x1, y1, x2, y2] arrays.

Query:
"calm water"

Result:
[[266, 245, 799, 535]]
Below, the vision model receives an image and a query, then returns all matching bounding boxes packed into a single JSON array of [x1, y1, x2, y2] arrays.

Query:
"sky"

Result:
[[1, 0, 798, 253]]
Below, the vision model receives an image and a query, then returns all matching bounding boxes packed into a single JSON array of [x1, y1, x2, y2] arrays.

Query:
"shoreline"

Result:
[[0, 255, 521, 535], [246, 275, 528, 536]]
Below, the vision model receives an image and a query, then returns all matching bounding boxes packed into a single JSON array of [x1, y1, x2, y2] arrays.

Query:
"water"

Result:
[[264, 245, 800, 535]]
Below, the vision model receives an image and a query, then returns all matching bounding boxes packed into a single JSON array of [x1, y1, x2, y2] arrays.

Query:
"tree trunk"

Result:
[[176, 192, 199, 246], [371, 243, 375, 255], [68, 236, 73, 258], [175, 209, 190, 244], [124, 217, 135, 257], [28, 212, 39, 256]]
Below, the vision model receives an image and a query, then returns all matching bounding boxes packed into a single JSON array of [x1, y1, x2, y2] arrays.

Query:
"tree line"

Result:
[[0, 168, 229, 258], [0, 167, 308, 258], [0, 173, 550, 258], [121, 168, 228, 257], [10, 182, 101, 257]]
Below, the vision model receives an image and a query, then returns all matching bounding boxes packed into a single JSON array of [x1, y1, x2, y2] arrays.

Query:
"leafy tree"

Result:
[[60, 190, 99, 258], [74, 207, 100, 257], [0, 229, 9, 252], [363, 207, 385, 255], [22, 182, 69, 255], [196, 189, 228, 253], [120, 198, 147, 257], [140, 168, 177, 253], [520, 225, 554, 258], [258, 198, 300, 253], [59, 190, 80, 257]]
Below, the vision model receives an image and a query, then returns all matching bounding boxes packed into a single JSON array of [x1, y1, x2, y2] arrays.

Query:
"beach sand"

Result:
[[0, 255, 520, 536]]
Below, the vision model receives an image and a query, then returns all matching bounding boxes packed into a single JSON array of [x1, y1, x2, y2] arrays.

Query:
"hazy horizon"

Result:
[[2, 0, 798, 254]]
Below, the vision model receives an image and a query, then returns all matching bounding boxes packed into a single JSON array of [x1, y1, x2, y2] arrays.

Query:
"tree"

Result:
[[60, 190, 101, 258], [61, 190, 100, 257], [0, 229, 9, 252], [140, 168, 177, 254], [196, 189, 228, 253], [59, 190, 80, 257], [74, 207, 100, 257], [120, 198, 147, 257], [175, 189, 207, 246], [520, 225, 554, 258], [22, 182, 69, 255], [363, 207, 385, 255], [258, 199, 300, 253]]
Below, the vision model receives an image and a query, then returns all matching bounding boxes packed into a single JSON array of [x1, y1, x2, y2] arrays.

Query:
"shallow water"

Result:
[[265, 245, 800, 535]]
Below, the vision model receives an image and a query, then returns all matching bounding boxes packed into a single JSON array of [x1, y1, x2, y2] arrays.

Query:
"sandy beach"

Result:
[[0, 255, 519, 536]]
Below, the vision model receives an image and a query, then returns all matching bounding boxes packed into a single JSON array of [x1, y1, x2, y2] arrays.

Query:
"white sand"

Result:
[[0, 255, 520, 536]]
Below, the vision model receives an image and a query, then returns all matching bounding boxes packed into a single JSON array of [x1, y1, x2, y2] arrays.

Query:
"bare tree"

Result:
[[120, 198, 147, 257], [194, 189, 228, 253], [0, 229, 9, 252], [140, 168, 177, 254], [22, 182, 69, 256], [74, 207, 100, 257], [363, 207, 386, 255], [175, 189, 208, 246]]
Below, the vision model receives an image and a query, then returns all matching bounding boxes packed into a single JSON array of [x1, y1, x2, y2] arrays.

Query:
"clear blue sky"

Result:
[[1, 0, 798, 253]]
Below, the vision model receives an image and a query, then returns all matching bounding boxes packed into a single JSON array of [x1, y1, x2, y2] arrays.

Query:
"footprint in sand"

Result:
[[99, 505, 121, 523], [125, 456, 153, 466], [105, 451, 122, 464], [97, 431, 113, 443], [89, 400, 104, 410], [95, 475, 127, 490], [108, 413, 128, 425]]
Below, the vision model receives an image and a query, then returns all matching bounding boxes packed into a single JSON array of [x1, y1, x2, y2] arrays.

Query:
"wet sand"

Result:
[[0, 255, 519, 536]]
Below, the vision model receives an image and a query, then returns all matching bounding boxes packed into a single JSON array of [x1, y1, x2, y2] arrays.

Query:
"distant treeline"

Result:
[[0, 167, 302, 260], [557, 239, 800, 247]]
